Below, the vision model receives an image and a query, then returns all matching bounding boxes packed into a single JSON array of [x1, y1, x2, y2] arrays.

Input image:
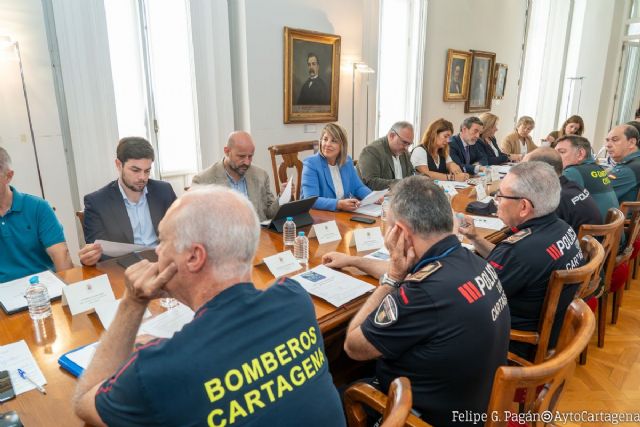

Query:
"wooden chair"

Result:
[[342, 300, 595, 427], [577, 208, 624, 349], [508, 235, 604, 366], [611, 202, 640, 323], [268, 141, 318, 200]]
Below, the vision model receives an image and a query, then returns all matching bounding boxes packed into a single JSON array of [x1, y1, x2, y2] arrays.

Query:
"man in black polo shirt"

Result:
[[73, 187, 345, 427], [460, 162, 584, 359], [554, 135, 618, 219], [524, 147, 602, 232], [343, 176, 510, 426]]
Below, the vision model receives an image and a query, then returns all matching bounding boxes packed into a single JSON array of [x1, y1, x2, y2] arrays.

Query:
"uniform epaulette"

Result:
[[503, 228, 532, 244], [404, 261, 442, 282]]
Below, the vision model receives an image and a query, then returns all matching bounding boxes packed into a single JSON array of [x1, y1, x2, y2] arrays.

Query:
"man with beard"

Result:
[[191, 131, 282, 221], [79, 137, 177, 266]]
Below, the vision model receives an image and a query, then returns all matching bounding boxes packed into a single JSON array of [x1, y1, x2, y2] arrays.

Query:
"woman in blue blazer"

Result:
[[301, 123, 372, 211]]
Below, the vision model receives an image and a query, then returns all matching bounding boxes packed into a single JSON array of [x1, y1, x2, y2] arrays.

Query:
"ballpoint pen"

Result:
[[17, 368, 46, 394]]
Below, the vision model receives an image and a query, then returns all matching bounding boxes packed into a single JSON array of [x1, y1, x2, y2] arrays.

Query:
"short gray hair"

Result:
[[389, 121, 413, 133], [623, 124, 640, 147], [390, 176, 453, 237], [172, 186, 259, 278], [507, 161, 560, 216], [0, 147, 11, 174], [461, 116, 483, 131]]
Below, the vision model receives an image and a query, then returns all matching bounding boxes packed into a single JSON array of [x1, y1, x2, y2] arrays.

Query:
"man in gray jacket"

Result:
[[357, 121, 414, 190], [192, 131, 282, 221]]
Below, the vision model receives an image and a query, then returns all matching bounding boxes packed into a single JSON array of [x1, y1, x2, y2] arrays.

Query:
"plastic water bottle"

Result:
[[294, 232, 309, 264], [25, 276, 52, 320], [380, 195, 391, 235], [283, 217, 296, 246]]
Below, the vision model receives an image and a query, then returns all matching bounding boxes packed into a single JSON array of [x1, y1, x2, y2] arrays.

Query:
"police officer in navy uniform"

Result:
[[342, 176, 510, 427], [605, 124, 640, 203], [460, 161, 585, 360], [554, 135, 619, 219], [524, 148, 602, 232], [73, 187, 345, 427]]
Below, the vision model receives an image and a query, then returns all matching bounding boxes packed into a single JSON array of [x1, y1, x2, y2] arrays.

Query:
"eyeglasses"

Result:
[[392, 129, 413, 147], [495, 190, 535, 208]]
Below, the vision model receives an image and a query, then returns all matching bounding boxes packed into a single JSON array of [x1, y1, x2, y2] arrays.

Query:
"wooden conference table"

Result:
[[0, 188, 503, 426]]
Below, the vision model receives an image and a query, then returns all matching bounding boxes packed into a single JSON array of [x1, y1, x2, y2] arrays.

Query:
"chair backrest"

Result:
[[268, 141, 318, 200], [486, 299, 595, 426], [578, 208, 625, 290], [512, 235, 604, 365], [75, 211, 86, 244], [344, 377, 415, 427], [619, 202, 640, 256]]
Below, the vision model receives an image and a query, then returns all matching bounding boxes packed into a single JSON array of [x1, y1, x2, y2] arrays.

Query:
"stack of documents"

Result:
[[0, 271, 66, 314], [292, 264, 375, 307], [0, 340, 46, 395], [469, 215, 505, 230], [354, 189, 389, 217]]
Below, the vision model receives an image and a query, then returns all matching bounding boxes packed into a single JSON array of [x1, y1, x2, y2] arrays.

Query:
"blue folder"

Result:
[[58, 342, 98, 377]]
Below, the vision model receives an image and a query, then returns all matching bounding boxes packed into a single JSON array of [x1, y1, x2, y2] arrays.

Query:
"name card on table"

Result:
[[263, 251, 303, 277], [61, 275, 116, 316], [475, 181, 488, 201], [490, 167, 501, 182], [308, 220, 341, 244], [349, 227, 384, 252]]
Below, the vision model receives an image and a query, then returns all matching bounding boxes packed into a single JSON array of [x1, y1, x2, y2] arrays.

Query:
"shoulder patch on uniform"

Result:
[[374, 294, 398, 327], [404, 261, 442, 282], [503, 228, 532, 244]]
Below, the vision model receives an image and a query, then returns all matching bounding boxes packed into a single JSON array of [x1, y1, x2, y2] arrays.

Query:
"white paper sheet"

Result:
[[469, 215, 505, 230], [278, 173, 294, 205], [95, 240, 152, 257], [436, 181, 469, 192], [354, 203, 383, 217], [364, 247, 390, 261], [0, 270, 66, 313], [292, 265, 375, 307], [94, 299, 151, 329], [62, 274, 116, 316], [65, 342, 99, 371], [0, 340, 46, 395], [359, 189, 388, 206], [138, 303, 195, 339], [263, 251, 303, 277]]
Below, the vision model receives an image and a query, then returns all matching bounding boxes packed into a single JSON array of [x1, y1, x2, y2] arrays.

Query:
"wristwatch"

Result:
[[379, 273, 400, 288]]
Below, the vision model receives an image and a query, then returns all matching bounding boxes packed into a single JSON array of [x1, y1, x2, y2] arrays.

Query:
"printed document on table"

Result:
[[492, 165, 512, 175], [292, 264, 375, 307], [138, 303, 195, 338], [469, 215, 505, 230], [359, 189, 388, 206], [65, 342, 99, 371], [0, 270, 66, 313], [364, 247, 390, 261], [95, 240, 152, 257], [0, 340, 46, 395], [354, 203, 382, 217], [436, 181, 469, 191]]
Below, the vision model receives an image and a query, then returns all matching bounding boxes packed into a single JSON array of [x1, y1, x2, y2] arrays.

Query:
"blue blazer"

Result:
[[449, 134, 489, 174], [478, 137, 510, 165], [301, 153, 372, 211]]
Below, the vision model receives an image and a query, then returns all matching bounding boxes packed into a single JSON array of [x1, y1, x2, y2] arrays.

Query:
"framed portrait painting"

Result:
[[493, 63, 508, 99], [284, 27, 341, 123], [443, 49, 472, 101], [465, 50, 496, 113]]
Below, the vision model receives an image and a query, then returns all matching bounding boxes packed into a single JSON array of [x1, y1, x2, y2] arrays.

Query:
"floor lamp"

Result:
[[351, 62, 375, 159], [1, 36, 46, 199]]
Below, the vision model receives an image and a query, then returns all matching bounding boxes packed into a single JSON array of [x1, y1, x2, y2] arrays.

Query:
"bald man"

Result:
[[192, 131, 281, 221], [605, 124, 640, 203]]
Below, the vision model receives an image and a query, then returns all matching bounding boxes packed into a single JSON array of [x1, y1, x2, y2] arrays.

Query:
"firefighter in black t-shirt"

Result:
[[343, 177, 510, 427], [460, 161, 585, 360]]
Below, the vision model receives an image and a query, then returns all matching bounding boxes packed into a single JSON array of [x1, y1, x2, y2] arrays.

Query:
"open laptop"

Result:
[[261, 196, 318, 232]]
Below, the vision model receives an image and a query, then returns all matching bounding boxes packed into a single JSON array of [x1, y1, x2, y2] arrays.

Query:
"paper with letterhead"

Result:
[[308, 220, 342, 244], [138, 303, 195, 339], [292, 264, 375, 307], [95, 240, 152, 257], [469, 215, 505, 230], [278, 173, 295, 205], [354, 204, 383, 217], [0, 270, 66, 314], [359, 189, 388, 206], [61, 275, 116, 316], [263, 250, 303, 277], [0, 340, 46, 395], [94, 299, 152, 329], [364, 247, 390, 261], [349, 227, 384, 252], [475, 181, 487, 201]]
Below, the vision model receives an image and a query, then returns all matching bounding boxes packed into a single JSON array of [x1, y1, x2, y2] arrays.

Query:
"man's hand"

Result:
[[454, 172, 470, 181], [124, 260, 178, 305], [322, 252, 355, 269], [79, 243, 103, 266], [385, 225, 416, 281], [457, 214, 478, 240]]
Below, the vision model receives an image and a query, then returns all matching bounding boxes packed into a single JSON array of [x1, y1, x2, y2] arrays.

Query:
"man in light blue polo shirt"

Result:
[[78, 137, 176, 265], [0, 147, 73, 282]]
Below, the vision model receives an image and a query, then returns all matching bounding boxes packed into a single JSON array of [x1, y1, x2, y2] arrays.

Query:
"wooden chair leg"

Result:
[[612, 288, 623, 325], [598, 292, 607, 348], [579, 347, 588, 365]]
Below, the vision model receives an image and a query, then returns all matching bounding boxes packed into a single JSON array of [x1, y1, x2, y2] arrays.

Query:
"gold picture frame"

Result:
[[443, 49, 472, 101], [493, 63, 508, 100], [284, 27, 341, 123], [465, 50, 496, 113]]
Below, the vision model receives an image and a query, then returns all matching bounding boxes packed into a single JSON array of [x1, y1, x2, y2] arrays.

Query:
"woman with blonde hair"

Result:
[[546, 115, 585, 147], [500, 116, 537, 156], [301, 122, 372, 211], [410, 118, 469, 181], [477, 113, 521, 164]]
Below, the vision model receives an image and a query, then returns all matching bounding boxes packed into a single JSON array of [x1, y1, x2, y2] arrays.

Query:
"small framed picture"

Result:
[[465, 50, 496, 113], [443, 49, 472, 102], [284, 27, 341, 123], [493, 63, 508, 99]]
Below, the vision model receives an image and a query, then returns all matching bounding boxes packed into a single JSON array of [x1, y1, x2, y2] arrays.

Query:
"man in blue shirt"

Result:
[[73, 187, 345, 427], [605, 124, 640, 203], [78, 137, 176, 265], [0, 147, 73, 282]]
